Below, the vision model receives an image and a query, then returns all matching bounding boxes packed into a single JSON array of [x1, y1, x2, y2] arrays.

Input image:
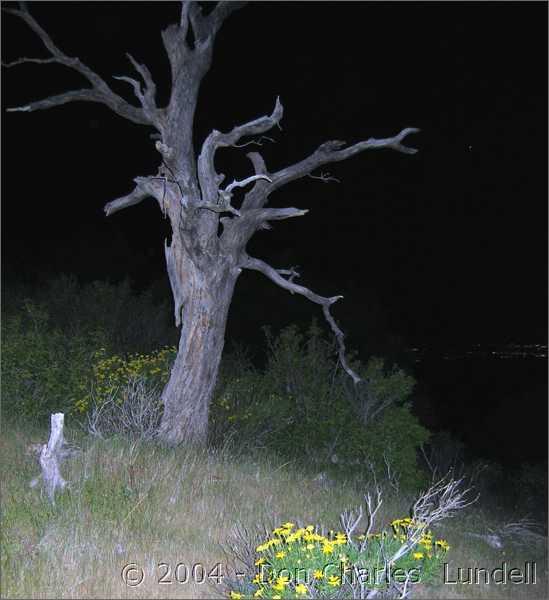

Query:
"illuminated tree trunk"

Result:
[[157, 237, 239, 445]]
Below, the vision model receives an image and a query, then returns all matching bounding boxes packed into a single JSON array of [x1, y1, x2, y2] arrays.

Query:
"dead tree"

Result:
[[4, 2, 419, 446]]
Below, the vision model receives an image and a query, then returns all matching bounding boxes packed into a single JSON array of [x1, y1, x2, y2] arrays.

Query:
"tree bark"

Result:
[[157, 234, 239, 446]]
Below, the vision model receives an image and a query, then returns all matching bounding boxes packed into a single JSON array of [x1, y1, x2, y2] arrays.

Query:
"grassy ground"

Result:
[[1, 424, 547, 599]]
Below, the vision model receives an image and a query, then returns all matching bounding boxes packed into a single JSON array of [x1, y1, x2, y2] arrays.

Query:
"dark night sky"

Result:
[[2, 3, 547, 351]]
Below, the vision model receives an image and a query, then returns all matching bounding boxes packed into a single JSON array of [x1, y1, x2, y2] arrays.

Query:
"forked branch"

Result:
[[3, 4, 156, 126], [186, 1, 248, 44], [197, 97, 283, 204], [199, 174, 273, 216], [205, 1, 248, 38], [242, 255, 361, 383], [113, 53, 159, 123], [241, 127, 420, 210]]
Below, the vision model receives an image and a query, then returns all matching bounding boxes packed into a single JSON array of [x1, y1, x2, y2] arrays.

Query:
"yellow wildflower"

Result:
[[313, 570, 324, 580], [322, 542, 335, 554]]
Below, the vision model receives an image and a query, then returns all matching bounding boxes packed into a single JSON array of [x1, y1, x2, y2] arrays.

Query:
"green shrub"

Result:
[[1, 275, 177, 424], [1, 300, 108, 422], [361, 406, 430, 489], [210, 321, 429, 489]]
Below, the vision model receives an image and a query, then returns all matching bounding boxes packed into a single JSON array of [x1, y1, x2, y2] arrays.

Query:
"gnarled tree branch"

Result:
[[2, 56, 59, 68], [113, 75, 144, 103], [186, 1, 248, 45], [122, 53, 160, 125], [221, 206, 307, 238], [241, 255, 361, 384], [241, 127, 420, 211], [224, 174, 273, 195], [162, 1, 247, 98], [205, 1, 248, 38], [198, 174, 272, 217], [243, 206, 308, 223], [270, 127, 420, 192], [6, 88, 104, 113], [3, 4, 155, 126], [126, 53, 156, 101], [197, 97, 283, 205], [104, 184, 151, 217], [242, 255, 339, 305]]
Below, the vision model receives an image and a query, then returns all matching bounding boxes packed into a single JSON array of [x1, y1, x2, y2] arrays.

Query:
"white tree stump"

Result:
[[30, 412, 68, 503]]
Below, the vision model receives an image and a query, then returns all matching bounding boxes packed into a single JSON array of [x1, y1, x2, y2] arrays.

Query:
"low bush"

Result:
[[210, 321, 429, 490], [74, 345, 176, 414], [1, 275, 177, 423], [224, 475, 474, 600], [1, 300, 107, 422], [229, 520, 450, 599]]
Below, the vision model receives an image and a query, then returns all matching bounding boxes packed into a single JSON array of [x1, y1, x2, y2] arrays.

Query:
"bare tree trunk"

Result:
[[157, 235, 239, 446]]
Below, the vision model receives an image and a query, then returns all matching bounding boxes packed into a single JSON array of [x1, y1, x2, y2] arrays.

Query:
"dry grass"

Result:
[[1, 425, 547, 599]]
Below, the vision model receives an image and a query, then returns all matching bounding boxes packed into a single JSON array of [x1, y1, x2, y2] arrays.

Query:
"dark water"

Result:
[[409, 345, 547, 465]]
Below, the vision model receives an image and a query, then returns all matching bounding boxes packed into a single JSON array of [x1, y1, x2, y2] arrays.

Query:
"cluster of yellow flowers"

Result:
[[256, 523, 347, 556], [390, 517, 450, 560], [230, 523, 349, 599], [229, 519, 451, 599], [74, 346, 176, 413]]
